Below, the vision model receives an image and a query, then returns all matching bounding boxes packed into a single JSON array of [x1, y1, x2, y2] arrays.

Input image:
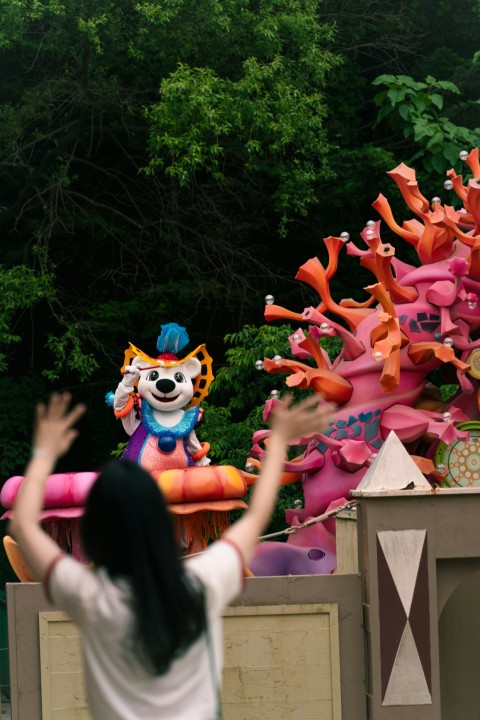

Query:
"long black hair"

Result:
[[81, 460, 206, 674]]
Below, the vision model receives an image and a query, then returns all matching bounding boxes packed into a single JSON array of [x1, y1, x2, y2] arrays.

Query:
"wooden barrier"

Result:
[[7, 574, 365, 720]]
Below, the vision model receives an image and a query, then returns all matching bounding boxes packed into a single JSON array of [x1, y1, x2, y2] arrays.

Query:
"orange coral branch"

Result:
[[386, 163, 430, 215], [466, 147, 480, 178], [361, 240, 418, 303], [297, 334, 330, 369], [366, 283, 402, 391], [443, 206, 480, 247], [264, 304, 304, 323], [372, 194, 419, 245], [446, 170, 468, 204], [340, 296, 376, 309], [381, 351, 401, 393], [377, 251, 418, 303], [408, 342, 471, 374], [466, 179, 480, 234], [365, 282, 396, 316], [296, 258, 372, 331], [323, 236, 344, 277], [263, 357, 353, 404]]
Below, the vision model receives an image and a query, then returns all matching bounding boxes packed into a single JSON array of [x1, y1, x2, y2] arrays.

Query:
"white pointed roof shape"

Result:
[[352, 431, 432, 496]]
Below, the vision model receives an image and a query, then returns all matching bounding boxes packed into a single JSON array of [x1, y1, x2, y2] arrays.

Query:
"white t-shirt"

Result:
[[45, 539, 244, 720]]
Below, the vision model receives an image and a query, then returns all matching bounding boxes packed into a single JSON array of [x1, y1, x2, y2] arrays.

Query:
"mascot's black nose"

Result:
[[156, 378, 176, 394]]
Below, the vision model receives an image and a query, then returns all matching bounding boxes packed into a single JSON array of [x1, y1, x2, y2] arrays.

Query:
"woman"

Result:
[[10, 391, 334, 720]]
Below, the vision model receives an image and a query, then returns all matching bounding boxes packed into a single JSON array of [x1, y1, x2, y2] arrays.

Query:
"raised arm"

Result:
[[9, 393, 86, 581], [224, 394, 335, 564]]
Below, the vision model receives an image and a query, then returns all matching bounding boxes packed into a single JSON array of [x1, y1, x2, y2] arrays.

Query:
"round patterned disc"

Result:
[[468, 349, 480, 380], [435, 422, 480, 488]]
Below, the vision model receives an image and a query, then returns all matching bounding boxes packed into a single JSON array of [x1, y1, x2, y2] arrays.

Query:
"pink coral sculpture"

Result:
[[247, 148, 480, 576]]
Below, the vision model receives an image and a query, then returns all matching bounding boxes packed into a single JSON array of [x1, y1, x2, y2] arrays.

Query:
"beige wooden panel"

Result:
[[336, 509, 359, 574], [38, 612, 92, 720], [222, 603, 341, 720]]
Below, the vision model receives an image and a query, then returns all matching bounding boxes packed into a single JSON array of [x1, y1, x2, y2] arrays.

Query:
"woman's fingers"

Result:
[[35, 402, 47, 423], [37, 393, 86, 435], [65, 403, 87, 427], [43, 393, 85, 425]]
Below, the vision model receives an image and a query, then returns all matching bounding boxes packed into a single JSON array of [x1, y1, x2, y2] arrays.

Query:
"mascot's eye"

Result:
[[174, 372, 186, 383], [147, 370, 159, 381]]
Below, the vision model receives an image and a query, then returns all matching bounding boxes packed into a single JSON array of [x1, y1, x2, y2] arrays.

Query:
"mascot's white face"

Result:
[[132, 356, 201, 412]]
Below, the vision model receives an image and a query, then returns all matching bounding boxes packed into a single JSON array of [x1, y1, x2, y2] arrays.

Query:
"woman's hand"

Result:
[[225, 393, 336, 564], [10, 393, 87, 582], [269, 393, 335, 443], [33, 392, 87, 461]]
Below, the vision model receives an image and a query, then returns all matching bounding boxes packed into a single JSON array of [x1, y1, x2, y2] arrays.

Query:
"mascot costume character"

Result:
[[110, 323, 248, 553], [113, 323, 212, 472]]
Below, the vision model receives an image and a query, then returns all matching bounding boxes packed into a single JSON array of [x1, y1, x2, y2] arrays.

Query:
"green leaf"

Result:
[[430, 152, 446, 173], [429, 93, 443, 110]]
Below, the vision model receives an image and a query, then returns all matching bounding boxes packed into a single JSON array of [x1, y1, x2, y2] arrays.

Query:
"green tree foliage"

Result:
[[0, 0, 342, 376], [145, 2, 340, 232], [0, 265, 54, 371], [372, 73, 480, 173], [369, 0, 480, 179]]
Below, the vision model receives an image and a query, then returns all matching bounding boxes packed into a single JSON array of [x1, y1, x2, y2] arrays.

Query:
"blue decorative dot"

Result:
[[158, 435, 176, 453]]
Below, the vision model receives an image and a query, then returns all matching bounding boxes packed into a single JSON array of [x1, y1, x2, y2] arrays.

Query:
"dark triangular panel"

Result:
[[377, 536, 408, 699]]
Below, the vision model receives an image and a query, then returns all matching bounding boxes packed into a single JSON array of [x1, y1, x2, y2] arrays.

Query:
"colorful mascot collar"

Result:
[[142, 403, 200, 452]]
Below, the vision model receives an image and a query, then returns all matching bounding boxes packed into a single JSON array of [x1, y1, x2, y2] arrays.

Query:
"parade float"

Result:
[[2, 149, 480, 580], [246, 147, 480, 575]]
